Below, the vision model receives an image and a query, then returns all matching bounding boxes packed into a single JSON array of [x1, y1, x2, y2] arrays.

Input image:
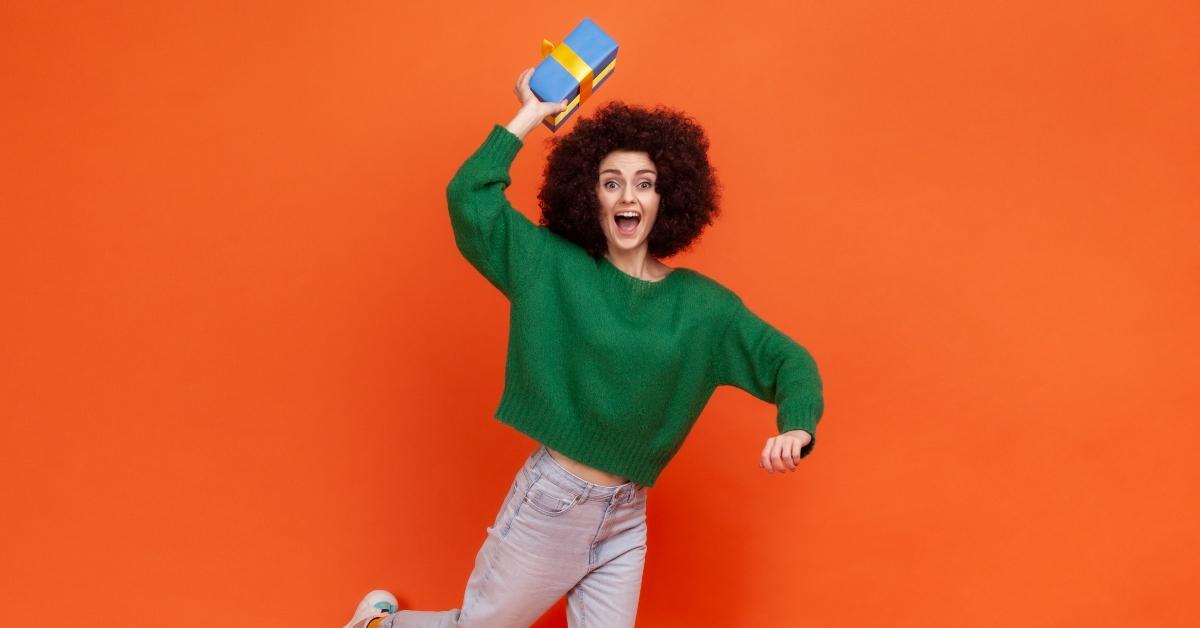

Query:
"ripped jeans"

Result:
[[383, 445, 650, 628]]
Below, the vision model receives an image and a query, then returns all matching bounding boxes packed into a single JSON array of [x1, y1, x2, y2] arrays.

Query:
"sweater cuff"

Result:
[[476, 123, 523, 166], [780, 416, 816, 437], [779, 409, 820, 458]]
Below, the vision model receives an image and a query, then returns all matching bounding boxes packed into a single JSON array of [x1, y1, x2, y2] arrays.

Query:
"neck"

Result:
[[604, 246, 664, 281]]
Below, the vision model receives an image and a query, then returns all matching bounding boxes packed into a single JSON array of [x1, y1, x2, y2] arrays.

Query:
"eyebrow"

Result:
[[599, 169, 657, 176]]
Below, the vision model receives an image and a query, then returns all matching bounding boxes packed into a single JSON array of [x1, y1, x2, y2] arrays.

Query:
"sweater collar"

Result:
[[598, 255, 685, 292]]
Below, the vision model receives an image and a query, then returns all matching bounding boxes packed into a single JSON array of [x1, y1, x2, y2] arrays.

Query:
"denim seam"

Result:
[[500, 467, 538, 539], [587, 503, 615, 566], [460, 535, 502, 621], [579, 581, 587, 627]]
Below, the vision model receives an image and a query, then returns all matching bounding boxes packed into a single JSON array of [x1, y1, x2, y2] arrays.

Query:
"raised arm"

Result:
[[713, 296, 826, 471], [444, 68, 568, 299]]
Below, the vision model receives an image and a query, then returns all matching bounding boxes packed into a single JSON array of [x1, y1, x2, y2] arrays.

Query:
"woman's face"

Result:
[[596, 150, 660, 254]]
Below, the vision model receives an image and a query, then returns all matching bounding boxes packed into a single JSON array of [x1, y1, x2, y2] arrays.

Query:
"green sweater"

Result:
[[445, 123, 825, 487]]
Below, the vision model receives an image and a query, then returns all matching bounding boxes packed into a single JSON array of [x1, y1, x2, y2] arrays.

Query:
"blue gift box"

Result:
[[529, 17, 619, 132]]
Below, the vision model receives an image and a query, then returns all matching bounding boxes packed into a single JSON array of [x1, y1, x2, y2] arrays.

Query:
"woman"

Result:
[[344, 67, 825, 628]]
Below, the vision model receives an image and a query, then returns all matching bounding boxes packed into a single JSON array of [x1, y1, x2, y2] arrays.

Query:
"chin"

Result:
[[608, 236, 646, 252], [607, 227, 651, 251]]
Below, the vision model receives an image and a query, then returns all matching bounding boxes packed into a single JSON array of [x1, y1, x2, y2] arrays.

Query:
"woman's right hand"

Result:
[[504, 67, 569, 140], [513, 67, 569, 119]]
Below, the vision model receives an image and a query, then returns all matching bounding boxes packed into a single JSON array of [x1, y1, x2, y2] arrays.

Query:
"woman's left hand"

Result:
[[760, 430, 812, 473]]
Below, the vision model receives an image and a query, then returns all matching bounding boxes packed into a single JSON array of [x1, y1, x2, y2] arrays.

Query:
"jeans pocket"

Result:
[[524, 476, 582, 517]]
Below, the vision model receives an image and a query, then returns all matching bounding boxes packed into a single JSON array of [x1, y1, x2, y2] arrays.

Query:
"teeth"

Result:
[[617, 211, 640, 218]]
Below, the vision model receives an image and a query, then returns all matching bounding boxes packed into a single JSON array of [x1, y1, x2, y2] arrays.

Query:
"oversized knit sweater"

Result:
[[445, 123, 825, 487]]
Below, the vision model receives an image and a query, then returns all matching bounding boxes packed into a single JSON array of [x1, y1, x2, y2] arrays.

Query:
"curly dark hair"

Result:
[[536, 100, 722, 259]]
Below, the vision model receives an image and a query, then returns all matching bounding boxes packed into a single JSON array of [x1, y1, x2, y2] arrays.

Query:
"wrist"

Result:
[[505, 105, 543, 140], [785, 428, 812, 441]]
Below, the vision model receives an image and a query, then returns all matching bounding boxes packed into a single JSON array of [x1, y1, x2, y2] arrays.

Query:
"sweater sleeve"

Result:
[[445, 124, 550, 299], [714, 296, 825, 458]]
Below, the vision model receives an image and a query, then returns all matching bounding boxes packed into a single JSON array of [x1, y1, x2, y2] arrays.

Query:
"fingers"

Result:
[[514, 67, 533, 102], [779, 437, 796, 472], [761, 435, 801, 474], [513, 68, 528, 100], [770, 439, 783, 472], [515, 69, 570, 116]]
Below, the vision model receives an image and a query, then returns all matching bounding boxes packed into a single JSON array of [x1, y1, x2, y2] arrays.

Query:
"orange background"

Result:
[[2, 1, 1197, 626]]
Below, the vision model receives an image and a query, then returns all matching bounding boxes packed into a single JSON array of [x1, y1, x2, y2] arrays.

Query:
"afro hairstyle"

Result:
[[536, 100, 722, 259]]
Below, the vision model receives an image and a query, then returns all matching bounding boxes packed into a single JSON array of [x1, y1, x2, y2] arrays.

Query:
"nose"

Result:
[[621, 184, 636, 204]]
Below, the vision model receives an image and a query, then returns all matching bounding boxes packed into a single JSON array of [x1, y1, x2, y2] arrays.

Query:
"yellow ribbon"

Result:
[[541, 38, 594, 104]]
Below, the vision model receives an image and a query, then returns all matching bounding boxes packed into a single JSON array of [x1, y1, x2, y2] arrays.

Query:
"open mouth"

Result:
[[614, 210, 641, 236]]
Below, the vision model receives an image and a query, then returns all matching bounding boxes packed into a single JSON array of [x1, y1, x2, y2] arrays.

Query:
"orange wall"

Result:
[[2, 1, 1197, 626]]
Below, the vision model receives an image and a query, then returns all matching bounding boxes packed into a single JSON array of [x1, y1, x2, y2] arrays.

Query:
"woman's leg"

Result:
[[383, 447, 625, 628], [564, 487, 649, 628]]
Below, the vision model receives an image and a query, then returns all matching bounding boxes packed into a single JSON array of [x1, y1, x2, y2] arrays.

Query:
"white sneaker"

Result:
[[343, 589, 399, 628]]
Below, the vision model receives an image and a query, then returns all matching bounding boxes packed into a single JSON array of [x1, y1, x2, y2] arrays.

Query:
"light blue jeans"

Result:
[[383, 445, 649, 627]]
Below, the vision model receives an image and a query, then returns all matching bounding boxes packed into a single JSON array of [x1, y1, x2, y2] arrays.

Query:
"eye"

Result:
[[638, 181, 654, 189], [603, 180, 619, 190]]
